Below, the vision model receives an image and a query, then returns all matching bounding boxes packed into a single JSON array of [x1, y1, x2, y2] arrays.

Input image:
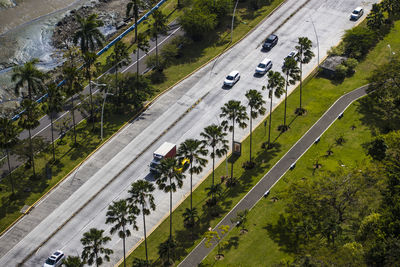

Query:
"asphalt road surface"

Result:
[[178, 85, 369, 267], [0, 0, 377, 265]]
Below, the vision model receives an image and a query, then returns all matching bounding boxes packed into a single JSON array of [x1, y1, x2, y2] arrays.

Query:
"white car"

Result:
[[350, 7, 363, 20], [223, 70, 240, 87], [255, 58, 273, 75], [43, 250, 65, 267], [286, 50, 297, 59]]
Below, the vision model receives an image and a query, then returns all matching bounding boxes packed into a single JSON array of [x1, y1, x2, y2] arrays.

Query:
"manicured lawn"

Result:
[[123, 19, 400, 267], [200, 20, 400, 267]]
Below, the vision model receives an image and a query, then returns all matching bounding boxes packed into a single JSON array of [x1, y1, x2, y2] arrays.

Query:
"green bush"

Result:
[[344, 58, 358, 76], [335, 64, 348, 80], [343, 27, 377, 59], [179, 7, 218, 41]]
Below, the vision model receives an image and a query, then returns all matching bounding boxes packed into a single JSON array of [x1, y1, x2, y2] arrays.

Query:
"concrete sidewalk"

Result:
[[179, 85, 369, 267]]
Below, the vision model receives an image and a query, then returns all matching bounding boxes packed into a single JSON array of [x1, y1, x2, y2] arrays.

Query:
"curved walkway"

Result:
[[179, 84, 369, 267]]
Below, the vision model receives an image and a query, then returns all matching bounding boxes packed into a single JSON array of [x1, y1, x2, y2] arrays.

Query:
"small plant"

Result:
[[335, 134, 346, 146], [204, 225, 230, 260]]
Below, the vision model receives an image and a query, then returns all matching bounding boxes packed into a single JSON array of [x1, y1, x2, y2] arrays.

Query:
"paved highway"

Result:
[[0, 0, 377, 265]]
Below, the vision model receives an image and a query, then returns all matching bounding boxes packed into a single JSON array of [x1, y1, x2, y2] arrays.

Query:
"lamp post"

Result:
[[231, 0, 240, 43], [90, 81, 112, 140], [306, 17, 319, 67]]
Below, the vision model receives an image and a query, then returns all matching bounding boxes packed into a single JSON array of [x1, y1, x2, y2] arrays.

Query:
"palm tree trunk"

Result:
[[190, 163, 193, 212], [95, 252, 99, 267], [115, 65, 119, 104], [50, 114, 55, 162], [123, 229, 126, 267], [230, 119, 235, 179], [168, 177, 172, 263], [212, 147, 215, 202], [268, 95, 273, 148], [71, 98, 77, 145], [88, 72, 94, 131], [134, 0, 138, 43], [300, 62, 303, 111], [249, 108, 253, 163], [28, 128, 36, 177], [6, 148, 14, 195], [142, 204, 149, 266], [284, 73, 288, 127]]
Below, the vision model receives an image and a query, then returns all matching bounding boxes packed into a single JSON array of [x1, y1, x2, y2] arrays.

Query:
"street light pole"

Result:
[[308, 17, 319, 67], [231, 0, 240, 43], [101, 91, 113, 140]]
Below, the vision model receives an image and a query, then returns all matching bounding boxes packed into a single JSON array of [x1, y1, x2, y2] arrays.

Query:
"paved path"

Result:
[[179, 84, 369, 267]]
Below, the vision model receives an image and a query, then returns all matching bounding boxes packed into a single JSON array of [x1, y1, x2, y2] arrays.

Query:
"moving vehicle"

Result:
[[150, 142, 177, 173], [350, 7, 363, 20], [255, 58, 273, 74], [262, 34, 278, 50], [286, 50, 297, 59], [223, 70, 240, 87], [43, 251, 64, 267]]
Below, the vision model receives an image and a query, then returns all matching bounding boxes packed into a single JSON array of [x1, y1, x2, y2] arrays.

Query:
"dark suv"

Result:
[[263, 34, 278, 50]]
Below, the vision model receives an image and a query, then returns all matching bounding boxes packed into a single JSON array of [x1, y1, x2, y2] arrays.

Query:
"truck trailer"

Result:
[[150, 142, 177, 173]]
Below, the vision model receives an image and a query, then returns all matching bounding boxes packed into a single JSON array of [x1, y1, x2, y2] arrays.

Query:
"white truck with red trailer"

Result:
[[150, 142, 177, 173]]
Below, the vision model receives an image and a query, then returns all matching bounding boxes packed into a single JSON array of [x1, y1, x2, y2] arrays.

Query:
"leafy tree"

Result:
[[73, 14, 105, 53], [126, 0, 147, 43], [155, 157, 185, 263], [335, 64, 348, 80], [220, 100, 248, 179], [201, 124, 229, 200], [264, 71, 285, 148], [381, 0, 400, 21], [343, 27, 377, 59], [18, 99, 41, 177], [120, 72, 153, 109], [12, 58, 46, 100], [281, 57, 300, 131], [178, 139, 208, 212], [132, 257, 151, 267], [148, 10, 169, 69], [81, 228, 113, 266], [367, 3, 385, 32], [245, 89, 265, 164], [42, 83, 64, 162], [204, 225, 230, 256], [295, 37, 314, 114], [179, 7, 217, 41], [128, 180, 156, 264], [13, 136, 48, 168], [344, 58, 358, 76], [367, 137, 387, 161], [105, 199, 138, 267], [63, 255, 85, 267], [62, 47, 84, 145], [106, 41, 131, 101], [0, 117, 19, 194]]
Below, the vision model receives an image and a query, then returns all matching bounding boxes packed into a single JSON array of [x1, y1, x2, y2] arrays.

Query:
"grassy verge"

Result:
[[123, 18, 400, 267], [200, 20, 400, 266], [0, 0, 285, 233]]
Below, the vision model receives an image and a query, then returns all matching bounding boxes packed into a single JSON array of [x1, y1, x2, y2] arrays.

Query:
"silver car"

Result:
[[224, 70, 240, 87], [43, 250, 65, 267], [350, 7, 363, 20]]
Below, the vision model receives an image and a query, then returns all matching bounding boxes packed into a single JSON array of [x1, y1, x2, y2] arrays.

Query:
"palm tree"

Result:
[[81, 228, 113, 266], [281, 57, 300, 131], [128, 180, 156, 265], [42, 83, 64, 162], [12, 58, 46, 100], [205, 183, 223, 204], [105, 199, 138, 267], [82, 52, 98, 130], [126, 0, 146, 44], [245, 89, 266, 164], [18, 99, 40, 177], [201, 124, 228, 200], [220, 100, 248, 179], [73, 14, 105, 53], [63, 255, 85, 267], [178, 139, 208, 212], [62, 64, 84, 145], [155, 157, 185, 263], [0, 117, 19, 194], [265, 71, 285, 148], [182, 207, 199, 227], [148, 10, 169, 68], [106, 41, 131, 101], [295, 37, 314, 115], [136, 32, 150, 91]]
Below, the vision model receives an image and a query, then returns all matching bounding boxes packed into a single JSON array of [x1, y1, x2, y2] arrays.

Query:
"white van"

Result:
[[255, 58, 273, 74]]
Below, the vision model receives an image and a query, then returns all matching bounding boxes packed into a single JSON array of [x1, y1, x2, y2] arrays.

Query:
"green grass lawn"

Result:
[[122, 19, 400, 267], [199, 20, 400, 267]]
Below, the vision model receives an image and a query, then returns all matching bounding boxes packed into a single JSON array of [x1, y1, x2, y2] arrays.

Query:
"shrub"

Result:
[[145, 54, 167, 72], [344, 58, 358, 76], [343, 27, 377, 59], [179, 7, 217, 41], [335, 64, 348, 80], [327, 43, 346, 57]]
